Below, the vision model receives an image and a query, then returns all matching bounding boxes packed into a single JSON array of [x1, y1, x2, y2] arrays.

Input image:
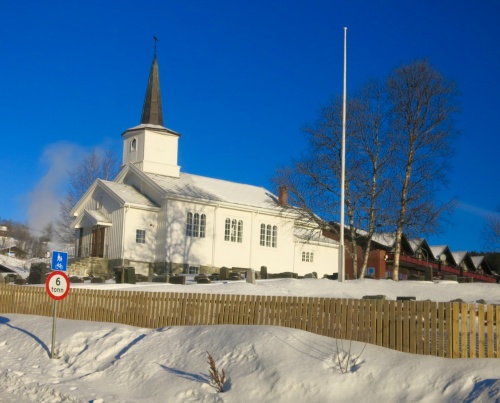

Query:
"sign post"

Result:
[[46, 267, 70, 359]]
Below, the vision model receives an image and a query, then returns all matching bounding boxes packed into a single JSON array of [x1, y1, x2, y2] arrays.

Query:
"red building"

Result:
[[324, 230, 498, 283]]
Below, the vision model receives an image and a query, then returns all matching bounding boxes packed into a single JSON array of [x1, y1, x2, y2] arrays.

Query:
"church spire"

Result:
[[140, 44, 164, 126]]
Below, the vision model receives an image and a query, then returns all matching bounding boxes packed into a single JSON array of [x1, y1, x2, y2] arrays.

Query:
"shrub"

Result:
[[329, 331, 366, 374]]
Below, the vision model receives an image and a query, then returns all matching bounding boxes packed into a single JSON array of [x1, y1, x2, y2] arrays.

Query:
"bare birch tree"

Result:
[[387, 60, 459, 280], [275, 80, 394, 278]]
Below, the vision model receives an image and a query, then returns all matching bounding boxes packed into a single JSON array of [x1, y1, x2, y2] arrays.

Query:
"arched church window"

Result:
[[260, 223, 278, 248], [186, 212, 193, 237], [200, 214, 206, 238], [186, 212, 206, 238], [225, 217, 243, 243], [130, 138, 137, 151]]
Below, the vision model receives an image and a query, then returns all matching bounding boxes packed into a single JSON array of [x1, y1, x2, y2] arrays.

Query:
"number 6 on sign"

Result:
[[45, 271, 70, 300]]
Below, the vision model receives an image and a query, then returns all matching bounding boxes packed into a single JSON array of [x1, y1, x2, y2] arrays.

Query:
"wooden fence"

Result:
[[0, 284, 499, 359]]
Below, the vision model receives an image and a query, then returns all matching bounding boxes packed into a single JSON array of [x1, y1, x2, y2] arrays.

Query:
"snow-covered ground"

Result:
[[0, 255, 41, 279], [1, 258, 500, 402]]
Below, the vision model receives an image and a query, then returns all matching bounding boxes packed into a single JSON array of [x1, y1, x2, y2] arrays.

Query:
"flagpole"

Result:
[[339, 27, 347, 282]]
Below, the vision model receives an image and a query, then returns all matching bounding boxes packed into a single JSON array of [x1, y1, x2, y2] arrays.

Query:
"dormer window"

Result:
[[130, 138, 137, 152]]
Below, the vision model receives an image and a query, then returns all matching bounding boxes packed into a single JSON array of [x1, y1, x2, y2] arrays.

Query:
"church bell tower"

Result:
[[121, 50, 181, 178]]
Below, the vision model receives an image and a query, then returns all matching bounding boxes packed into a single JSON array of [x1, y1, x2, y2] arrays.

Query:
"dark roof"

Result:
[[140, 54, 163, 126]]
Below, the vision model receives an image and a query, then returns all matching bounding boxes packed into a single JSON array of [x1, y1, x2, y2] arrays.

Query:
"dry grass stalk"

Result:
[[207, 351, 226, 393]]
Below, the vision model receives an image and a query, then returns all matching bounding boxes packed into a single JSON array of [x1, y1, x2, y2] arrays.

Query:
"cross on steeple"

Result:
[[153, 36, 159, 56], [140, 38, 163, 126]]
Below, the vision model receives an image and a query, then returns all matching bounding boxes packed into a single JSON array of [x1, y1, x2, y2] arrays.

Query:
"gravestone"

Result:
[[220, 267, 230, 280], [168, 275, 186, 285], [396, 296, 416, 301], [261, 266, 268, 279], [246, 269, 256, 285]]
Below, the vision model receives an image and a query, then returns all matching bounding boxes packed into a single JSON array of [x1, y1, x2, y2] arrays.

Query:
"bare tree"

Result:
[[275, 60, 458, 280], [387, 60, 459, 280], [275, 79, 394, 278], [0, 219, 47, 258], [56, 148, 120, 243]]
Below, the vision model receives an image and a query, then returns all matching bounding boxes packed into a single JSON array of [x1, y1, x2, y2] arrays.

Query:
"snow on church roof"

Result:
[[101, 180, 159, 208], [146, 172, 278, 210]]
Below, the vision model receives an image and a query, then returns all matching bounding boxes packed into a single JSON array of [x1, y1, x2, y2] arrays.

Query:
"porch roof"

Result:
[[73, 209, 112, 229]]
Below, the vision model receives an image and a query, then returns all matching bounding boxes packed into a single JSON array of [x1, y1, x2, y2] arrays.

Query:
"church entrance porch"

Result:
[[77, 226, 108, 258]]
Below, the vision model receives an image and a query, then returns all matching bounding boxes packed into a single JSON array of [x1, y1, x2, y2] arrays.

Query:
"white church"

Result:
[[70, 53, 338, 278]]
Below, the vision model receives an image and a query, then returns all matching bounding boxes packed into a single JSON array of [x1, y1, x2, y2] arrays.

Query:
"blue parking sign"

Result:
[[51, 251, 68, 272]]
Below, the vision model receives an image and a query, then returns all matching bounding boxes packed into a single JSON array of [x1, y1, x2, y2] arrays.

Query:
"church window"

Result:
[[186, 212, 206, 238], [136, 229, 146, 244], [237, 220, 243, 242], [225, 218, 243, 243], [225, 219, 230, 241], [193, 213, 200, 237], [200, 214, 206, 238], [130, 138, 137, 151], [186, 213, 193, 236], [302, 251, 314, 262], [260, 223, 277, 247]]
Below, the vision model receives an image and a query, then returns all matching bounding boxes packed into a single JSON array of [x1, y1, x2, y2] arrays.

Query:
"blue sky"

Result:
[[0, 0, 498, 252]]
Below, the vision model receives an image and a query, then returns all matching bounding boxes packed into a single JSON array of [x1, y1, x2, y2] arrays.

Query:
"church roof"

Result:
[[140, 54, 163, 126], [101, 180, 159, 208], [124, 123, 180, 136], [145, 172, 278, 210]]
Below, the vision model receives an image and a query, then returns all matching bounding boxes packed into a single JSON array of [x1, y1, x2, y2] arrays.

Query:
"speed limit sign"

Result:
[[45, 271, 70, 300]]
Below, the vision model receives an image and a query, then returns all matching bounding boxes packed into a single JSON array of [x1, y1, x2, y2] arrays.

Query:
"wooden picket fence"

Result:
[[0, 284, 499, 358]]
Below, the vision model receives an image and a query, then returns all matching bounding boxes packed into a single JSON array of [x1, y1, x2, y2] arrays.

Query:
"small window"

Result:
[[136, 229, 146, 244], [130, 138, 137, 151], [188, 266, 199, 274]]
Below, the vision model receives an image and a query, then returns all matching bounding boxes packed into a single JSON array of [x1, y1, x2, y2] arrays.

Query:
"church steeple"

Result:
[[140, 53, 164, 126], [121, 43, 180, 178]]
